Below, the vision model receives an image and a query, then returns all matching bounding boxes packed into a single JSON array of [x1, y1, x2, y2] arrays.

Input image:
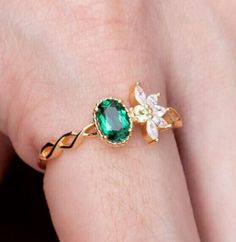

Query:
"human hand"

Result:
[[0, 0, 235, 241]]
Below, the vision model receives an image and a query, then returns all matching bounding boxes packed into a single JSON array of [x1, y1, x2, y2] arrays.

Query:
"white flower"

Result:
[[131, 83, 170, 142]]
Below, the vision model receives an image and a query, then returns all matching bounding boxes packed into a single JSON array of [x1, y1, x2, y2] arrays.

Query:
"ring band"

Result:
[[39, 82, 182, 169]]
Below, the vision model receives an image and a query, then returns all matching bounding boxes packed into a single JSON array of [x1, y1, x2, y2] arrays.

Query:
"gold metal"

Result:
[[163, 107, 183, 129], [39, 123, 97, 169], [39, 81, 182, 169]]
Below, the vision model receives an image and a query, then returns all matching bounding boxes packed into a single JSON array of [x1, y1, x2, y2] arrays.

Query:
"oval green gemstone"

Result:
[[95, 98, 131, 144]]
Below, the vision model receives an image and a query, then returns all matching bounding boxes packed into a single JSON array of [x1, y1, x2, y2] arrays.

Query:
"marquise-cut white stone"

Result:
[[146, 94, 158, 109], [152, 111, 169, 128], [158, 118, 169, 128], [152, 115, 161, 126], [153, 105, 167, 117], [146, 119, 158, 140], [135, 85, 146, 105]]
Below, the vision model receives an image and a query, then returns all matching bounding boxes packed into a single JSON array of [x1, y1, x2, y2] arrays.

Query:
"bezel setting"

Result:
[[93, 97, 133, 146]]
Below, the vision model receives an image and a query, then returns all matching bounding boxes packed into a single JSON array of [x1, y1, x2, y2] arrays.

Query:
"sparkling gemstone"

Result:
[[152, 110, 169, 128], [153, 105, 167, 117], [146, 119, 159, 140], [95, 98, 131, 144], [146, 94, 158, 109], [135, 85, 146, 105], [133, 105, 152, 123], [152, 115, 161, 126], [158, 118, 169, 128]]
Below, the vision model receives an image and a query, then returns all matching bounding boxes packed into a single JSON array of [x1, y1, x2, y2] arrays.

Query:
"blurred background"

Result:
[[0, 156, 59, 242]]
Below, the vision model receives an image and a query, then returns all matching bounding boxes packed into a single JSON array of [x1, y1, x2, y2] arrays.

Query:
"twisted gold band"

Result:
[[39, 82, 182, 169], [39, 123, 97, 169]]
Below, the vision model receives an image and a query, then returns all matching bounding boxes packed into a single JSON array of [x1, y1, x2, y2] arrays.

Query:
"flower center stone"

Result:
[[133, 105, 152, 123], [94, 98, 131, 144]]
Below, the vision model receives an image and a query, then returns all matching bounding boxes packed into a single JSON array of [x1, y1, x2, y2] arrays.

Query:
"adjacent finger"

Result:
[[161, 1, 236, 241]]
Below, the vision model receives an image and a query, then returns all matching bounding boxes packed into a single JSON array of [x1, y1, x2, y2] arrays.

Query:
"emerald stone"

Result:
[[95, 98, 131, 144]]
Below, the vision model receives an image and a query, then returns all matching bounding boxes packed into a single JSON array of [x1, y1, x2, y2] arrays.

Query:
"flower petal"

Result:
[[146, 120, 159, 141], [158, 118, 169, 128], [135, 85, 146, 105], [152, 115, 161, 126], [146, 94, 158, 109], [153, 105, 167, 117]]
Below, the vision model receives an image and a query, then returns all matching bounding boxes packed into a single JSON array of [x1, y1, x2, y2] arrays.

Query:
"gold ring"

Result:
[[39, 82, 182, 169]]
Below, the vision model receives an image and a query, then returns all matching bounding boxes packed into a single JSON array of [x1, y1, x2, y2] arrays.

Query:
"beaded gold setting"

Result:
[[93, 97, 133, 146]]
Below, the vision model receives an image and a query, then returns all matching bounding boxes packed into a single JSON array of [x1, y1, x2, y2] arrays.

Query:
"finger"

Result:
[[18, 67, 199, 241], [42, 81, 199, 241], [161, 1, 236, 241], [9, 79, 200, 241], [207, 0, 236, 40], [1, 1, 199, 241]]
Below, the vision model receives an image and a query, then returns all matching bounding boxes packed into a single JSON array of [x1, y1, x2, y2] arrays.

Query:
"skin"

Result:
[[0, 0, 236, 241]]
